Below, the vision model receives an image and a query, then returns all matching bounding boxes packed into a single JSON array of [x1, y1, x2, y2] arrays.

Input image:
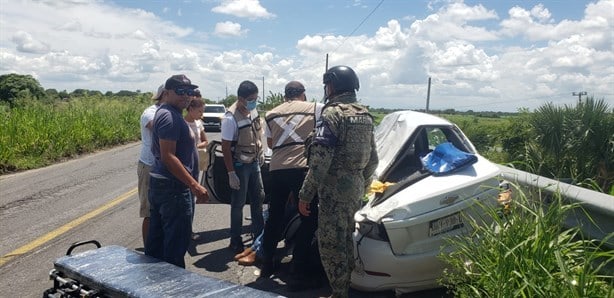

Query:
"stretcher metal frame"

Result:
[[43, 240, 283, 298]]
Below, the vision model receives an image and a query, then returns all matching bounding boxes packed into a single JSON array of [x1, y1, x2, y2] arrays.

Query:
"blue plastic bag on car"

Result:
[[421, 142, 477, 175]]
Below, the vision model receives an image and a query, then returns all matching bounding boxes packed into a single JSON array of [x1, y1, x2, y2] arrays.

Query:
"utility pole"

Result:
[[426, 77, 431, 113], [325, 53, 329, 71], [262, 76, 265, 102], [572, 91, 587, 103]]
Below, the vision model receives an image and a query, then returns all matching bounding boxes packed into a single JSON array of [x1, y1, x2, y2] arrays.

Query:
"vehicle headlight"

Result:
[[356, 219, 389, 242]]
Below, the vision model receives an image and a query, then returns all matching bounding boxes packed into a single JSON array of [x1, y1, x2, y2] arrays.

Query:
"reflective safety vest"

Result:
[[227, 103, 263, 164], [265, 100, 317, 171]]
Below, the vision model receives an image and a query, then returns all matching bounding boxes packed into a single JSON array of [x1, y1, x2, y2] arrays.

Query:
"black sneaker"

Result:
[[259, 259, 276, 278], [287, 274, 325, 292]]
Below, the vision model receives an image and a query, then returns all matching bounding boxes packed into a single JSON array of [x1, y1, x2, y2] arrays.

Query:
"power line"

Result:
[[220, 1, 385, 94], [293, 0, 385, 74], [332, 0, 385, 53]]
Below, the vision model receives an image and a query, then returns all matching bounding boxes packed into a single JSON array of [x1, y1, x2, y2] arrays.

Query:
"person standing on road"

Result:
[[137, 83, 165, 246], [298, 66, 379, 298], [184, 91, 209, 240], [145, 74, 209, 268], [185, 90, 209, 155], [221, 80, 265, 254], [259, 81, 324, 282], [184, 91, 209, 184]]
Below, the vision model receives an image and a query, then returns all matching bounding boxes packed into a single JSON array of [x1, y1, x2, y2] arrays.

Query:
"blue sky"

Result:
[[0, 0, 612, 112]]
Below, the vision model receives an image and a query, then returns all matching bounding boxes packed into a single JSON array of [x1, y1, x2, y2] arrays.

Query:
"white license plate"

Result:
[[429, 212, 464, 237]]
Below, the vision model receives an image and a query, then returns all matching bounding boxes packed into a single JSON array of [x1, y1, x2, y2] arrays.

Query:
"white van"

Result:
[[202, 104, 226, 131]]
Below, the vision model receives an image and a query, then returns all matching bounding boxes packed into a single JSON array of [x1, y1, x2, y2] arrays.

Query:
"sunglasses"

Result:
[[174, 88, 196, 96]]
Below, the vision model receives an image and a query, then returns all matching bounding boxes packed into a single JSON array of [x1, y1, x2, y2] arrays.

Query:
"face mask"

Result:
[[246, 100, 257, 111]]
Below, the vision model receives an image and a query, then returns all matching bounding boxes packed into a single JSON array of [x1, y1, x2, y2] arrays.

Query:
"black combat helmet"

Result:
[[323, 65, 360, 98]]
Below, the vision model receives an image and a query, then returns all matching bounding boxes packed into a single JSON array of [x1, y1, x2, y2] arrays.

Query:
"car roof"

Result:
[[374, 110, 453, 176]]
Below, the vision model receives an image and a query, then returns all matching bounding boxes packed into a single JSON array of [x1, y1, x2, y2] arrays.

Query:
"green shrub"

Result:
[[439, 185, 613, 297], [0, 95, 150, 173]]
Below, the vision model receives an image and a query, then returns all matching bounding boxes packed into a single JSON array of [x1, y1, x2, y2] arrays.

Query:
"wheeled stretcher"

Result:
[[44, 240, 283, 297]]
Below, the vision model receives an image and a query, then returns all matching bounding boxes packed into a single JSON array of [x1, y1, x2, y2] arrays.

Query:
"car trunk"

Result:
[[368, 157, 500, 255]]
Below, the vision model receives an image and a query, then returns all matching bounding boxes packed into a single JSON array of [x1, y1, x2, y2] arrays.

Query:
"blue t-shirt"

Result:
[[151, 104, 198, 183]]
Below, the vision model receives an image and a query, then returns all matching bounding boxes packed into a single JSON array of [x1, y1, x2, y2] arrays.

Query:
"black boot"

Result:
[[259, 259, 276, 278], [287, 273, 325, 292]]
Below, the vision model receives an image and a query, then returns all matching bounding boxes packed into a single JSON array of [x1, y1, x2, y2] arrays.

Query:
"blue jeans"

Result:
[[250, 209, 269, 258], [230, 161, 264, 245], [145, 176, 193, 268]]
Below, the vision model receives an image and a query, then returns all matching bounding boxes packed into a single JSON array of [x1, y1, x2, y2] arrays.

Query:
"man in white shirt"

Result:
[[137, 84, 164, 245]]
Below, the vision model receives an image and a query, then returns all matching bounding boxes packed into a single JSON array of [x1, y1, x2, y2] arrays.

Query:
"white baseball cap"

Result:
[[152, 84, 165, 100]]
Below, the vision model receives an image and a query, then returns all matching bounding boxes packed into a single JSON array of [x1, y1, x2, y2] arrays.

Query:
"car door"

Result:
[[201, 141, 271, 204]]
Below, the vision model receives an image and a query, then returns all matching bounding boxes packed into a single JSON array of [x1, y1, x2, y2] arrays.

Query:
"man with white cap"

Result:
[[137, 84, 165, 245]]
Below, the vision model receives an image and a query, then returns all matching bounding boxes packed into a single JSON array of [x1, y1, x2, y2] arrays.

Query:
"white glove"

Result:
[[228, 171, 240, 190], [258, 153, 265, 167]]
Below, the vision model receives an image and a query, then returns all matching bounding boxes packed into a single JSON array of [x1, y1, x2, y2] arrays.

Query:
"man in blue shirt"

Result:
[[145, 74, 209, 268]]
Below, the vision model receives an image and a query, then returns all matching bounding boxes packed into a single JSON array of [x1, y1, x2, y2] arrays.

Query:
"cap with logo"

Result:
[[165, 74, 198, 90]]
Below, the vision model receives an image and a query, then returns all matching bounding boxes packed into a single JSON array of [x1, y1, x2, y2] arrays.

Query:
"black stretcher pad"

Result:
[[53, 245, 283, 297]]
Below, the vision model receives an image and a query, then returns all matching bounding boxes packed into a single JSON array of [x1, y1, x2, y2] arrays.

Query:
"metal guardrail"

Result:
[[497, 165, 614, 249]]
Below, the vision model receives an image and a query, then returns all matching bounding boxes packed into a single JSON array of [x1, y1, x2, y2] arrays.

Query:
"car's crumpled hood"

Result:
[[356, 155, 501, 223]]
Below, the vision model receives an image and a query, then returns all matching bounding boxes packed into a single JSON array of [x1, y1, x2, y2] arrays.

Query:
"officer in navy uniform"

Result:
[[298, 66, 379, 298]]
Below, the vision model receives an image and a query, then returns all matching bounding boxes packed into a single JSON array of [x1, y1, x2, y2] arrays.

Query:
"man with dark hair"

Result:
[[221, 80, 265, 254], [145, 74, 209, 268], [259, 81, 324, 282]]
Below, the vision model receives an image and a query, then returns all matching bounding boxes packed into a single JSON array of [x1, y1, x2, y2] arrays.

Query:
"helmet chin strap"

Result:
[[322, 83, 334, 104]]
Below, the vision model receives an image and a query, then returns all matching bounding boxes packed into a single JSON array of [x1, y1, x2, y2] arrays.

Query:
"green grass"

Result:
[[371, 111, 386, 126], [438, 114, 512, 163], [0, 95, 150, 173], [438, 184, 614, 297]]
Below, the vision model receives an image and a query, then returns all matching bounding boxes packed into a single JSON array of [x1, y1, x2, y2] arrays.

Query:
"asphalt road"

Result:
[[0, 131, 450, 298]]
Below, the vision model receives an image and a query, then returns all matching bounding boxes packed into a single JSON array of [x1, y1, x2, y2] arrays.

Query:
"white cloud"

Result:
[[214, 21, 248, 37], [11, 31, 50, 54], [0, 0, 612, 111], [530, 4, 552, 23], [169, 49, 201, 71], [211, 0, 275, 20], [56, 20, 82, 32], [410, 2, 499, 42], [500, 6, 574, 40], [0, 0, 200, 91]]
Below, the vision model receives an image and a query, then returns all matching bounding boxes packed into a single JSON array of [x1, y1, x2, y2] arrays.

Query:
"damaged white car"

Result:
[[203, 110, 507, 294], [351, 110, 506, 294]]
